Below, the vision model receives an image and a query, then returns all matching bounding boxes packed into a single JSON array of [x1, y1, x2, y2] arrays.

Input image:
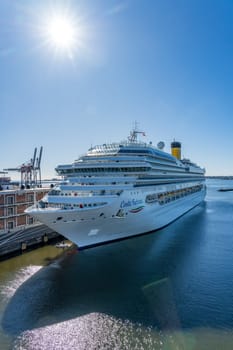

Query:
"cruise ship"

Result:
[[26, 128, 206, 248]]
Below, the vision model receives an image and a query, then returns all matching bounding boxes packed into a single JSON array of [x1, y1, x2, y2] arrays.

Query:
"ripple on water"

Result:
[[0, 266, 42, 301], [13, 314, 233, 350], [14, 313, 163, 350]]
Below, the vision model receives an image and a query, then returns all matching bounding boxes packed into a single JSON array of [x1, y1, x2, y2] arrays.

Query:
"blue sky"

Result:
[[1, 0, 233, 178]]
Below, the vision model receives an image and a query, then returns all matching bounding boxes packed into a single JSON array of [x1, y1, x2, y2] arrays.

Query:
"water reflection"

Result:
[[13, 315, 233, 350], [2, 204, 207, 338], [1, 266, 42, 301], [14, 313, 162, 350]]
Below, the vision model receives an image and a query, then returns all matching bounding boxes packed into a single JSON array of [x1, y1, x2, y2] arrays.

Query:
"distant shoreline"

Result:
[[205, 176, 233, 180]]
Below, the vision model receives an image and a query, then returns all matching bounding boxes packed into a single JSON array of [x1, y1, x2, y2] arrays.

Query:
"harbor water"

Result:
[[1, 179, 233, 349]]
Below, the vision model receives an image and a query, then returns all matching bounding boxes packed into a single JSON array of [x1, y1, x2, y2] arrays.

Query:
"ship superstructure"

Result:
[[26, 129, 206, 247]]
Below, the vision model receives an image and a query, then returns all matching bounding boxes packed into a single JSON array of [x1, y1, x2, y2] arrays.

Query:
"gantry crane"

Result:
[[4, 146, 43, 188]]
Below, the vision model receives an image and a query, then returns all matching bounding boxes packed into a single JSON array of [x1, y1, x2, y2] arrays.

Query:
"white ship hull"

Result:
[[25, 128, 206, 248], [27, 186, 205, 248]]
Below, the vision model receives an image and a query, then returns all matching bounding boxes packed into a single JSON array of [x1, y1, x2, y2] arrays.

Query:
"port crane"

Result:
[[4, 147, 43, 188]]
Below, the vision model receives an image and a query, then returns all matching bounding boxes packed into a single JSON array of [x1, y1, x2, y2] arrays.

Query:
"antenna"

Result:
[[128, 122, 146, 142]]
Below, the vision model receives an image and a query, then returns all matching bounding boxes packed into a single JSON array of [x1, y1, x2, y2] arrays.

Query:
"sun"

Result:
[[39, 7, 87, 60], [46, 14, 76, 51]]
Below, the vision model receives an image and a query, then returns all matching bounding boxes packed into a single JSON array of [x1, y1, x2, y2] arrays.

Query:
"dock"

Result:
[[0, 224, 61, 260]]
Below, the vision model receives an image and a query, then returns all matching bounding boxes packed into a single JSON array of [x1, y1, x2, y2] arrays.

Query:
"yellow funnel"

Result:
[[171, 141, 181, 160]]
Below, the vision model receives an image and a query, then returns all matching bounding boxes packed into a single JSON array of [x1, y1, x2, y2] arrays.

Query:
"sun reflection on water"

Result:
[[0, 266, 42, 301], [14, 312, 162, 350], [13, 312, 233, 350]]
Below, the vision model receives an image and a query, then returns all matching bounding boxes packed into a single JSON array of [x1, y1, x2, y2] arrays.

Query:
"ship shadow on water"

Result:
[[2, 203, 208, 336]]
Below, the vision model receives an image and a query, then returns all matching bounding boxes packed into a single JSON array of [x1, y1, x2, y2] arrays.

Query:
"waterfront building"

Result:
[[0, 186, 49, 234]]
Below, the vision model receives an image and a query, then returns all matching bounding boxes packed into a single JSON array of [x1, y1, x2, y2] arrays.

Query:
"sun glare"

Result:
[[46, 15, 76, 50], [39, 6, 87, 60]]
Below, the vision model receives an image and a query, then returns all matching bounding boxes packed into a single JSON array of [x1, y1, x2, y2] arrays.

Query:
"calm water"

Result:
[[1, 179, 233, 349]]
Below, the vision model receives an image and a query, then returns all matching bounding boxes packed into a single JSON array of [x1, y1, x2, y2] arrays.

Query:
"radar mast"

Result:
[[128, 122, 146, 142]]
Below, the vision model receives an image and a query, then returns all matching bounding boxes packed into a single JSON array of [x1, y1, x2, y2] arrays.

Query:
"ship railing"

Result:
[[51, 189, 123, 197], [86, 141, 148, 155]]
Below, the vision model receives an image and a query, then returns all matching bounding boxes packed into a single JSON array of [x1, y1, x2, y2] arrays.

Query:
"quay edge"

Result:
[[0, 224, 62, 261]]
